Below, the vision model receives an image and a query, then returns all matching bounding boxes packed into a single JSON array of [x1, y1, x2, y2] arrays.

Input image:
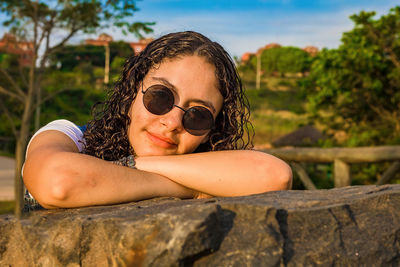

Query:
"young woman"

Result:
[[23, 31, 292, 209]]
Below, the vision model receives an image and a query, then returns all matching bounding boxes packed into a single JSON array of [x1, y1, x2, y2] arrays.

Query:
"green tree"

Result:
[[261, 47, 280, 75], [51, 45, 105, 71], [51, 41, 133, 71], [276, 47, 311, 75], [0, 0, 154, 216], [261, 47, 311, 76], [237, 54, 257, 84], [300, 6, 400, 147]]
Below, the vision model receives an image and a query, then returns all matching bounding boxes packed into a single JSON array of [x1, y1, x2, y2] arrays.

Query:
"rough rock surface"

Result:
[[1, 184, 400, 266]]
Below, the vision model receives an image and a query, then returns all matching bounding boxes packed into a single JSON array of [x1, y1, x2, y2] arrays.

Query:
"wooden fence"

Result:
[[261, 146, 400, 189]]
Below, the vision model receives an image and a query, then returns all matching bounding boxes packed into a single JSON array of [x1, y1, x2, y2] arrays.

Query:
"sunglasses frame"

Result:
[[141, 84, 215, 136]]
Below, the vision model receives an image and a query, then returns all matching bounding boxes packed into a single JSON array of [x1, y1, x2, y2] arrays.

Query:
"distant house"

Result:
[[302, 46, 319, 57], [85, 33, 113, 46], [241, 52, 254, 62], [128, 38, 153, 54], [0, 33, 34, 66], [262, 43, 281, 50], [85, 34, 153, 54]]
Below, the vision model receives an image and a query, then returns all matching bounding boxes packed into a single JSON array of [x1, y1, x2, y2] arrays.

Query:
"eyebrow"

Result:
[[151, 77, 217, 113]]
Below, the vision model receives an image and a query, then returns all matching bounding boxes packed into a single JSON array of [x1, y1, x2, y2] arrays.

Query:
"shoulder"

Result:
[[27, 119, 85, 154]]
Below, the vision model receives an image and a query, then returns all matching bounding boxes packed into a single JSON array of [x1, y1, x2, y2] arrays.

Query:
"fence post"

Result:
[[291, 162, 317, 190], [376, 161, 400, 185], [334, 159, 351, 187]]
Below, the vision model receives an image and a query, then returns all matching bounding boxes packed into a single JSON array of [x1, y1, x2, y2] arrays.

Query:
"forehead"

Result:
[[144, 56, 223, 110]]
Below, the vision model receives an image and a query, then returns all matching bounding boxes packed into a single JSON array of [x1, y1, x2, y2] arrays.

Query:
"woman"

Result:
[[23, 31, 292, 209]]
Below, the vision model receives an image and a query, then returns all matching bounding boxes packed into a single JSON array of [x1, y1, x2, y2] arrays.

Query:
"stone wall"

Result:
[[1, 184, 399, 266]]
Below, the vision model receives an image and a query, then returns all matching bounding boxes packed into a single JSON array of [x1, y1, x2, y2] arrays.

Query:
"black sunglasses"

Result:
[[141, 84, 214, 136]]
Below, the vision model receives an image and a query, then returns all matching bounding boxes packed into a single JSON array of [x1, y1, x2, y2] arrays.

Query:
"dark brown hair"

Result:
[[83, 31, 253, 160]]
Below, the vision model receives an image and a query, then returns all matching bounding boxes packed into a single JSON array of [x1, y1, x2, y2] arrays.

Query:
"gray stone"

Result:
[[1, 184, 399, 266]]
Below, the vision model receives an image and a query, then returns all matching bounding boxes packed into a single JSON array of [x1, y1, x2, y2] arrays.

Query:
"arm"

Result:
[[135, 150, 292, 197], [23, 131, 195, 209]]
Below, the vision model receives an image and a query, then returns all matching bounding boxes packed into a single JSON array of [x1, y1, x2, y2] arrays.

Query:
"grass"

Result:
[[244, 76, 308, 147], [0, 201, 15, 215]]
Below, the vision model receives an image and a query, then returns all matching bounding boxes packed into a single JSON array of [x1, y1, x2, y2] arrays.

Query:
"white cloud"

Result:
[[1, 1, 397, 59]]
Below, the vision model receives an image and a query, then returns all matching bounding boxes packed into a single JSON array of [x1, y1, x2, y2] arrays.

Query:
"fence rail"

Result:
[[261, 146, 400, 189]]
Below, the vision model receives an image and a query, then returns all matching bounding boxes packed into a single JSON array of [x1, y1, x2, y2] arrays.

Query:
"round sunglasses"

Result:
[[141, 84, 214, 136]]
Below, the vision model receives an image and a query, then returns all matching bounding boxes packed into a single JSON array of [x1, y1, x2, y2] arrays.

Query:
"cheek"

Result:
[[127, 101, 144, 142], [179, 135, 208, 154]]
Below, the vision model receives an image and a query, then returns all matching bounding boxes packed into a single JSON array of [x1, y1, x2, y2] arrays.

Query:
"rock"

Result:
[[271, 125, 325, 147], [1, 184, 400, 266]]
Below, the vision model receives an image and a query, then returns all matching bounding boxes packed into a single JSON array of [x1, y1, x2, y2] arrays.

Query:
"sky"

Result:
[[92, 0, 398, 58], [1, 0, 398, 59]]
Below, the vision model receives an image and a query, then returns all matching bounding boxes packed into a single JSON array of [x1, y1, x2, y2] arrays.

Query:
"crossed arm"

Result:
[[23, 130, 292, 209]]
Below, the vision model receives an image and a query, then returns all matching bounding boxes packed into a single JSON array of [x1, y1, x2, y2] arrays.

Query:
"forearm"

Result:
[[135, 150, 292, 197], [24, 150, 194, 208]]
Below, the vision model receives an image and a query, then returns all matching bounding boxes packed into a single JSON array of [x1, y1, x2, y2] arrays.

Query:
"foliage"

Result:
[[300, 6, 400, 146], [261, 47, 312, 75], [0, 0, 154, 214], [237, 54, 256, 83], [51, 45, 105, 71], [0, 0, 153, 143], [51, 41, 133, 71], [0, 0, 154, 39], [237, 46, 312, 82], [40, 87, 106, 127], [110, 55, 127, 81], [0, 201, 14, 215], [244, 80, 307, 146]]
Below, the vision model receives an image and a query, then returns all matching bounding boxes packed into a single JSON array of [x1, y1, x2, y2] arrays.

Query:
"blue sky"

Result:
[[1, 1, 398, 58], [96, 0, 398, 58]]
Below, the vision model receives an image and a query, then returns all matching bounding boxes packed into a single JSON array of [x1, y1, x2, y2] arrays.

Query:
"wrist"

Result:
[[112, 155, 136, 169]]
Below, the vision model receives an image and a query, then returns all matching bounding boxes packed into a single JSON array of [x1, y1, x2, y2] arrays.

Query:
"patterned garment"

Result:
[[23, 189, 43, 212]]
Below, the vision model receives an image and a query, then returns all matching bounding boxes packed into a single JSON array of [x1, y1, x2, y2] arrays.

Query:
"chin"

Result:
[[135, 147, 177, 157]]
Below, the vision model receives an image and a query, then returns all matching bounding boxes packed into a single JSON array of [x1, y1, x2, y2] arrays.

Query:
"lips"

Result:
[[146, 131, 177, 148]]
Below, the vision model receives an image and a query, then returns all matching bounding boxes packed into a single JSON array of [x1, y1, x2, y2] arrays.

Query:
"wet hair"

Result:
[[83, 31, 253, 160]]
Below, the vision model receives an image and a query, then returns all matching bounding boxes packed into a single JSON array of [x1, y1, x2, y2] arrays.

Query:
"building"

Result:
[[302, 46, 319, 57], [84, 33, 113, 46], [0, 33, 34, 66], [262, 43, 281, 50], [241, 52, 254, 62], [128, 38, 153, 54], [85, 34, 153, 54]]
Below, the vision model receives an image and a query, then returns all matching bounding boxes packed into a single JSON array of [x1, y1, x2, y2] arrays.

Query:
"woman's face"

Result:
[[128, 55, 224, 157]]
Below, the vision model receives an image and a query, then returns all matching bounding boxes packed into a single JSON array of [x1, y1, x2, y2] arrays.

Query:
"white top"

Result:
[[23, 119, 84, 176], [25, 119, 84, 157]]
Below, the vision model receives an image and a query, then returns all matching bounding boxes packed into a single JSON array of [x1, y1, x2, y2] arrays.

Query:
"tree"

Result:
[[0, 0, 154, 216], [261, 47, 311, 76], [260, 47, 280, 75], [50, 44, 106, 71], [276, 47, 311, 75], [50, 41, 133, 72], [300, 6, 400, 147]]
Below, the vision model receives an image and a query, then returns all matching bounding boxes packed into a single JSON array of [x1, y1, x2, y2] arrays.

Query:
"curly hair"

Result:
[[83, 31, 253, 160]]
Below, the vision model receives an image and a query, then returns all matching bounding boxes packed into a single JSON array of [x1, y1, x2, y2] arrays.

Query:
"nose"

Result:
[[159, 106, 184, 132]]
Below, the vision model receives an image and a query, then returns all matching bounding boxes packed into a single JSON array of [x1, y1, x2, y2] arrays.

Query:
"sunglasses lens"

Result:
[[183, 106, 214, 136], [143, 85, 174, 115]]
